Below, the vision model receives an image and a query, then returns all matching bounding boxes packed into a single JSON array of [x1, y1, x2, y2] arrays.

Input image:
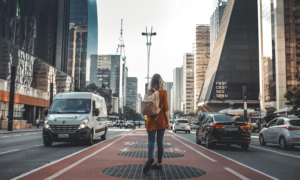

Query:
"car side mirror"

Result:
[[44, 108, 49, 116], [93, 108, 100, 116]]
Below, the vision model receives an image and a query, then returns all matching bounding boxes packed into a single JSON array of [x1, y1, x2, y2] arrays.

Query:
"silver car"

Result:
[[107, 121, 113, 127], [172, 119, 191, 133], [190, 121, 199, 129], [259, 118, 300, 149]]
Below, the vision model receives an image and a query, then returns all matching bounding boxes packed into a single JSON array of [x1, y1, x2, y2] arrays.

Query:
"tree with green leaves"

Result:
[[284, 82, 300, 116]]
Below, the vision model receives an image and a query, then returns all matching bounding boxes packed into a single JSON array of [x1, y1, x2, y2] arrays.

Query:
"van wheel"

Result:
[[101, 129, 107, 140], [87, 130, 93, 145], [44, 139, 52, 147]]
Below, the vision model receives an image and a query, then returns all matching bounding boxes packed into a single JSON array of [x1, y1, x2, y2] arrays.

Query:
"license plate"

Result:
[[58, 134, 69, 138], [181, 127, 185, 129], [225, 127, 238, 131]]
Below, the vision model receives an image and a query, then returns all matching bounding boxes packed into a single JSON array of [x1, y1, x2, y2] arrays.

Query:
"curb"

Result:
[[0, 129, 43, 134]]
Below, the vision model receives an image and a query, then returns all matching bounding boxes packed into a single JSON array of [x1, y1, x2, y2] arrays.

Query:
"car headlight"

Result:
[[45, 124, 50, 129], [78, 117, 89, 130]]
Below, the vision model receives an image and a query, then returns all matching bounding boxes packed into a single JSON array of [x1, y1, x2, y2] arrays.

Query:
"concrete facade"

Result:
[[173, 67, 183, 112], [183, 53, 195, 114], [193, 25, 210, 111], [198, 0, 260, 112]]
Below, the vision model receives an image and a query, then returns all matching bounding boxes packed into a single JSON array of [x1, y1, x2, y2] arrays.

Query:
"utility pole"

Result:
[[142, 27, 156, 89], [8, 66, 17, 131], [243, 86, 247, 122], [117, 19, 126, 120]]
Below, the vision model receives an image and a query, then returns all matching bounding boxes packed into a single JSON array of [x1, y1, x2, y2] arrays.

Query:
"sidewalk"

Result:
[[0, 127, 43, 134], [13, 127, 276, 180]]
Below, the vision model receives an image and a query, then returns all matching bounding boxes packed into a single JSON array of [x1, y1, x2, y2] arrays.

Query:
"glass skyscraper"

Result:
[[0, 0, 70, 73], [68, 0, 98, 89]]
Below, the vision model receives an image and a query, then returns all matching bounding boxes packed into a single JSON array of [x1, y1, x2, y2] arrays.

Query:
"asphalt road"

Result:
[[169, 129, 300, 180], [2, 127, 300, 180], [0, 127, 131, 180]]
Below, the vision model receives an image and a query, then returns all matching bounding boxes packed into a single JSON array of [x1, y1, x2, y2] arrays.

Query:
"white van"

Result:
[[43, 92, 108, 147]]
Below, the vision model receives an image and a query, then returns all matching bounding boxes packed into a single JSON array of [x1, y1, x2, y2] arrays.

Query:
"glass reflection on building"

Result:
[[68, 0, 98, 89]]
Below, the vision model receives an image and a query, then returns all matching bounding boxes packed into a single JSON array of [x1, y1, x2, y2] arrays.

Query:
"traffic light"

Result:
[[243, 92, 247, 101]]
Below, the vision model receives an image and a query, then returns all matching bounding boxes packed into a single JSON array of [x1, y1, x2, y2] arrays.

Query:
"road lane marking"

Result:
[[44, 131, 132, 180], [2, 136, 9, 137], [0, 149, 19, 155], [250, 145, 300, 159], [35, 144, 44, 147], [170, 134, 217, 162], [24, 134, 30, 135], [169, 132, 279, 180], [14, 135, 21, 136], [11, 130, 133, 180], [224, 167, 250, 180]]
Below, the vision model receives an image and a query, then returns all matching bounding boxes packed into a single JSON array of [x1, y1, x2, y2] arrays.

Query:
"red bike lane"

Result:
[[14, 128, 277, 180]]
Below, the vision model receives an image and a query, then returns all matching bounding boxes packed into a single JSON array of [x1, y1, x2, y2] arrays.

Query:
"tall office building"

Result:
[[136, 94, 142, 114], [258, 0, 300, 112], [0, 0, 73, 124], [198, 0, 259, 112], [210, 2, 227, 54], [183, 53, 195, 114], [126, 77, 137, 110], [166, 82, 173, 116], [0, 0, 70, 73], [67, 0, 98, 89], [173, 67, 183, 112], [90, 55, 120, 97], [193, 25, 210, 111]]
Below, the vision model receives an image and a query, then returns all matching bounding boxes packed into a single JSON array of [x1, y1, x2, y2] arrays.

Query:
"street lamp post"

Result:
[[142, 27, 156, 87]]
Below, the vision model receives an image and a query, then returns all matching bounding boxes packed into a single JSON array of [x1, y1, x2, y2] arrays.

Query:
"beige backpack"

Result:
[[142, 89, 163, 120]]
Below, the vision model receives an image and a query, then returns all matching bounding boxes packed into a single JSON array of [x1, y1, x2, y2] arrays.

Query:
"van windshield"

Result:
[[50, 99, 91, 114]]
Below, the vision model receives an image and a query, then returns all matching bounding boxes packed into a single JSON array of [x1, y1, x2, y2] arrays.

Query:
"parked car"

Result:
[[43, 92, 108, 147], [140, 121, 145, 125], [172, 119, 191, 133], [259, 118, 300, 150], [190, 121, 199, 129], [125, 120, 135, 128], [108, 121, 113, 127], [196, 114, 251, 150], [170, 119, 174, 129]]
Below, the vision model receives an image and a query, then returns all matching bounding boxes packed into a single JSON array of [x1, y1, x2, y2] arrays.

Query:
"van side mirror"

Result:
[[44, 108, 49, 116], [93, 108, 100, 116]]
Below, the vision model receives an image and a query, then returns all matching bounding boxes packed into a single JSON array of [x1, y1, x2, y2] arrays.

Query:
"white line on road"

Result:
[[170, 134, 217, 162], [250, 145, 300, 159], [170, 133, 279, 180], [11, 130, 133, 180], [14, 135, 21, 136], [44, 131, 131, 180], [224, 167, 250, 180], [24, 134, 30, 135], [35, 144, 44, 147], [0, 149, 19, 155]]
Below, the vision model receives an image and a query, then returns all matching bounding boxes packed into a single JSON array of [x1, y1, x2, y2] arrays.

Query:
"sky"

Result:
[[97, 0, 218, 97]]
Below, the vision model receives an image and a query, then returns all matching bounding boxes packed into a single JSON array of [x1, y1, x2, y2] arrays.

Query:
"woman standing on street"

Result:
[[143, 74, 171, 174]]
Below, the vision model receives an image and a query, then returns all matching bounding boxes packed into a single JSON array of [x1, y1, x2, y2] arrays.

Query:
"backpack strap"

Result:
[[155, 103, 164, 121]]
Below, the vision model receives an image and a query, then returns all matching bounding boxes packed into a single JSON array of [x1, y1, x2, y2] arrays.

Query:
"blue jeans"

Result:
[[147, 129, 165, 164]]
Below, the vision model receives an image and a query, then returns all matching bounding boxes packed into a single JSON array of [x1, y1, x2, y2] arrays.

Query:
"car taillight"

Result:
[[240, 125, 250, 130], [187, 123, 190, 126], [285, 126, 300, 131], [176, 123, 179, 126], [211, 124, 225, 129]]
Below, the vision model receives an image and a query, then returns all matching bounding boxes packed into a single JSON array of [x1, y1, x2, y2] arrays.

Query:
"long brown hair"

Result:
[[149, 74, 165, 91]]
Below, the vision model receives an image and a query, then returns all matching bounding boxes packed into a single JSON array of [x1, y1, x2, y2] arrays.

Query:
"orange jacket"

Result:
[[146, 89, 169, 132]]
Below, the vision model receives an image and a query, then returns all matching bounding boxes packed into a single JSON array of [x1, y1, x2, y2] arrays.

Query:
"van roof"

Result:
[[54, 92, 102, 99]]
